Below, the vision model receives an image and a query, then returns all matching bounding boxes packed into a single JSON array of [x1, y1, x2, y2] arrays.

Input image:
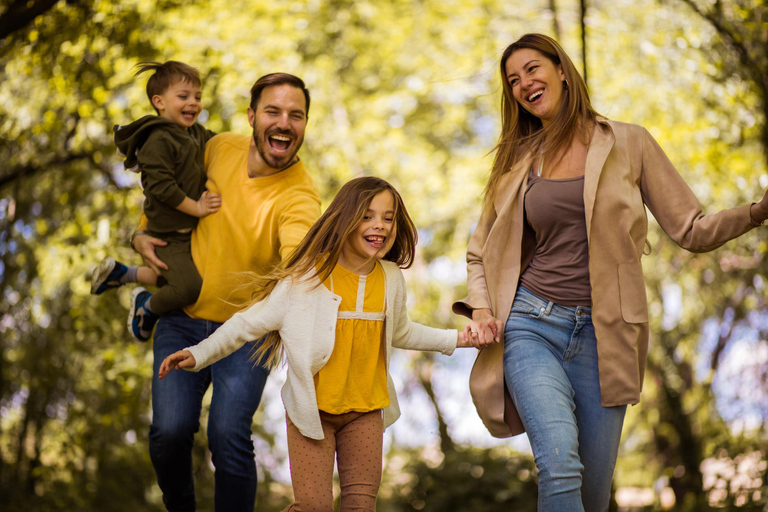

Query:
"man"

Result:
[[133, 73, 320, 512]]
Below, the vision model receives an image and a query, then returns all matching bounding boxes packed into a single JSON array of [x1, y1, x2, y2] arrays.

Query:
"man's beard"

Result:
[[253, 126, 303, 170]]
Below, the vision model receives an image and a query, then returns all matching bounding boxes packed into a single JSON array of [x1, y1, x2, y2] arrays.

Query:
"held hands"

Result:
[[195, 191, 222, 218], [158, 350, 197, 379], [457, 309, 503, 349]]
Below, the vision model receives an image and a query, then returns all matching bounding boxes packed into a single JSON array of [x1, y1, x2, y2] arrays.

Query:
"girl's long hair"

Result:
[[486, 33, 600, 203], [248, 176, 417, 368]]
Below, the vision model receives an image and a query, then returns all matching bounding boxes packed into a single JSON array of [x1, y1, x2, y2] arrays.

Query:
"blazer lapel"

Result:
[[583, 120, 615, 240]]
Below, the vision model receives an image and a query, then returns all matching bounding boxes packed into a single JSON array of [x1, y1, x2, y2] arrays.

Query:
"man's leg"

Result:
[[150, 312, 212, 512], [208, 340, 270, 512]]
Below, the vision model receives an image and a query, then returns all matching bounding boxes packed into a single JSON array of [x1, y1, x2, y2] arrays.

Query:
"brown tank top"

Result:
[[519, 171, 592, 306]]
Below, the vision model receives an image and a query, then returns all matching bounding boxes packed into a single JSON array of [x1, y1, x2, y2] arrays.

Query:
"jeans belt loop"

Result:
[[543, 302, 553, 316]]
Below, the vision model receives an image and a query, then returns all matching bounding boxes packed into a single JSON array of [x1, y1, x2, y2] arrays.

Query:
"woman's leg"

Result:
[[503, 288, 585, 512], [564, 314, 626, 512], [335, 410, 383, 511]]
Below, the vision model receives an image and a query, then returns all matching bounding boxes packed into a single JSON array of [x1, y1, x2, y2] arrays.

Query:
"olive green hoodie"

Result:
[[114, 115, 216, 234]]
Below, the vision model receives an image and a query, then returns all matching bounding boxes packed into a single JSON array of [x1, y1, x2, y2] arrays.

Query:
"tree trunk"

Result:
[[579, 0, 588, 86]]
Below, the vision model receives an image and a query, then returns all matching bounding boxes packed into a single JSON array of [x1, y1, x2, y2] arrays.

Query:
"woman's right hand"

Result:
[[471, 308, 503, 345], [159, 350, 196, 379], [132, 232, 169, 274]]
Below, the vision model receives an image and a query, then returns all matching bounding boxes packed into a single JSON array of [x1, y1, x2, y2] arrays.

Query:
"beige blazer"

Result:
[[453, 118, 755, 438]]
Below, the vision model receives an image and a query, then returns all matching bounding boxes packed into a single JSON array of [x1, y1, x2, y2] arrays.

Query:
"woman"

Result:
[[454, 33, 768, 511]]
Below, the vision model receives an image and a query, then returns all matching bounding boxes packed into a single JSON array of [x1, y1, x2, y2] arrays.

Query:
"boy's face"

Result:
[[152, 80, 202, 129]]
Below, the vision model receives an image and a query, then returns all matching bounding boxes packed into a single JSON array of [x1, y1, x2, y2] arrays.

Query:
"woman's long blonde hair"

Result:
[[248, 176, 417, 368], [486, 33, 600, 203]]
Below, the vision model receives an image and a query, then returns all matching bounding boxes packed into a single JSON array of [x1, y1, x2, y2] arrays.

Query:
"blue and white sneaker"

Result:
[[128, 287, 158, 342], [90, 257, 128, 295]]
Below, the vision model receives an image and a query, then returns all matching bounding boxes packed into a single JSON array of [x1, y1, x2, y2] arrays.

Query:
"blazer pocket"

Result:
[[617, 261, 649, 324]]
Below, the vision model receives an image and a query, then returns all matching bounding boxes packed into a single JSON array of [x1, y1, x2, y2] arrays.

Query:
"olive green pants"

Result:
[[150, 231, 202, 315]]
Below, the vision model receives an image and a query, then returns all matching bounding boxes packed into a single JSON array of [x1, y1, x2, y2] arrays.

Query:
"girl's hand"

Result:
[[471, 308, 502, 345], [159, 350, 196, 379], [133, 232, 168, 274]]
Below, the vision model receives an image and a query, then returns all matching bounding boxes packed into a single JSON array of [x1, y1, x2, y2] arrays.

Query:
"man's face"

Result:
[[247, 84, 307, 170]]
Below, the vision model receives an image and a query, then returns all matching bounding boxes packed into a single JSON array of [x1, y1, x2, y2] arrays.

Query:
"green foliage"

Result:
[[1, 0, 767, 509], [380, 447, 538, 512]]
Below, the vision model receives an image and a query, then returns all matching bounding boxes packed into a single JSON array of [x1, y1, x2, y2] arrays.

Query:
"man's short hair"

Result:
[[134, 61, 202, 109], [249, 73, 310, 117]]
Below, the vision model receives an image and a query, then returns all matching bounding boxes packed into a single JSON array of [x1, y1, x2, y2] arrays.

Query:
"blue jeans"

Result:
[[503, 286, 626, 512], [149, 311, 270, 512]]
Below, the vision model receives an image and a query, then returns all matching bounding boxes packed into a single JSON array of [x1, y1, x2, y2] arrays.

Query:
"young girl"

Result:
[[159, 176, 487, 511]]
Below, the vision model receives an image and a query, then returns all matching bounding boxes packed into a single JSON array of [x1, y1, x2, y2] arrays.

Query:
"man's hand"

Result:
[[132, 232, 168, 274]]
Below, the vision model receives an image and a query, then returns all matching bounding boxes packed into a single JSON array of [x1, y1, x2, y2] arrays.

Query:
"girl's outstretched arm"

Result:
[[159, 350, 197, 379]]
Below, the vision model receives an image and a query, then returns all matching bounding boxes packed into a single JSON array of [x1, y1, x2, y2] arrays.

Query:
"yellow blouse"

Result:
[[314, 261, 390, 414]]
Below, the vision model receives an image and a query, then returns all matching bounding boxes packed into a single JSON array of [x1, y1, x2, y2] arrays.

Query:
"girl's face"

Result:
[[505, 48, 565, 126], [339, 190, 397, 274]]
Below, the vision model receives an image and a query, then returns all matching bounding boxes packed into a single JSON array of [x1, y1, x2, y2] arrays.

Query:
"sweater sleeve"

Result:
[[390, 269, 457, 355], [453, 200, 496, 318], [277, 184, 321, 261], [639, 127, 753, 253], [139, 131, 188, 208], [185, 281, 288, 370]]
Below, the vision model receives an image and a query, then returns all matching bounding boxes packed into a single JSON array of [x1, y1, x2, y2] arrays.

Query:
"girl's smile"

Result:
[[339, 191, 397, 274]]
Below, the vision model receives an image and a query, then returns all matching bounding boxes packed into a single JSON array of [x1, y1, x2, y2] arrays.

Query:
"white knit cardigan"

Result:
[[185, 260, 458, 440]]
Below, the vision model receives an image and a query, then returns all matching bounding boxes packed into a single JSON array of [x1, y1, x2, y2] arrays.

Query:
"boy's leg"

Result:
[[335, 410, 383, 512], [283, 414, 337, 512], [150, 238, 202, 315], [207, 338, 270, 512], [149, 312, 212, 512]]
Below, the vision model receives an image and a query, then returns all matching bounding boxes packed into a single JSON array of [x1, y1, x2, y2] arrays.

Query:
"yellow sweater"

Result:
[[314, 262, 390, 414], [185, 133, 320, 322]]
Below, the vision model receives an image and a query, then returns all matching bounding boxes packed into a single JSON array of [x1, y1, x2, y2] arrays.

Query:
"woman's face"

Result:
[[504, 48, 565, 126]]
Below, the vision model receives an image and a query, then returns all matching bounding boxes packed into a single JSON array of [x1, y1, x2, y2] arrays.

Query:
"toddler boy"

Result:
[[91, 61, 218, 342]]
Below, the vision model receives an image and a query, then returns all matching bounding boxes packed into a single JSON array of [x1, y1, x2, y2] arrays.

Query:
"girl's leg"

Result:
[[565, 315, 626, 512], [336, 410, 383, 511], [284, 415, 336, 512]]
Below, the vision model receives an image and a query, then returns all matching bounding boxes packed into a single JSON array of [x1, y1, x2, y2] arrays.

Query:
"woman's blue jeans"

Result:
[[503, 286, 626, 512], [149, 311, 270, 512]]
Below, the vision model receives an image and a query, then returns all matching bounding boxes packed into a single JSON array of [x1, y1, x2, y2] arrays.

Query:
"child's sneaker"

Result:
[[91, 257, 128, 295], [128, 287, 158, 342]]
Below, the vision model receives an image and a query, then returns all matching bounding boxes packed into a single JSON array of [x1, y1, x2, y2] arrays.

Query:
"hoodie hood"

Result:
[[113, 115, 181, 172]]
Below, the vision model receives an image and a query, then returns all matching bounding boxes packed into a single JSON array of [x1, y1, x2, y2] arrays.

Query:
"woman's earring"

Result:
[[563, 78, 569, 90]]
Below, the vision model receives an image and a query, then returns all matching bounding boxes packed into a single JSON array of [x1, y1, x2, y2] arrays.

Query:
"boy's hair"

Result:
[[249, 73, 311, 117], [248, 176, 416, 368], [134, 61, 202, 113]]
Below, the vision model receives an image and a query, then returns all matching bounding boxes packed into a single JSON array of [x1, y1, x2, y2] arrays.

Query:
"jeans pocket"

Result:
[[508, 299, 538, 317]]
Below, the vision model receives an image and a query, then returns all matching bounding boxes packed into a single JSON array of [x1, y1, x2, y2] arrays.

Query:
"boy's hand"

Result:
[[159, 350, 196, 379], [196, 191, 222, 217], [132, 232, 168, 274]]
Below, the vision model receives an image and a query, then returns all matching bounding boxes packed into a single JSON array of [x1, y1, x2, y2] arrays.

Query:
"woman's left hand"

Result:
[[750, 189, 768, 225]]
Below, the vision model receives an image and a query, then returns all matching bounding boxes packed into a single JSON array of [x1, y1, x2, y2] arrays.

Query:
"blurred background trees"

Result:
[[0, 0, 766, 510]]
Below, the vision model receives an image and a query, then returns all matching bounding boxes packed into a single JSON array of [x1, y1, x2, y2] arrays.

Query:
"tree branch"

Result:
[[0, 0, 61, 41], [677, 0, 764, 87]]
